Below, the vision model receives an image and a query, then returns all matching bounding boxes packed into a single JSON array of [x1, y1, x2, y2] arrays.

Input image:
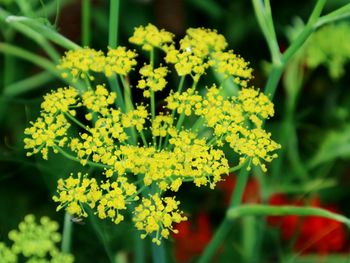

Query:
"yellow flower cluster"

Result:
[[198, 85, 280, 171], [133, 194, 187, 245], [53, 173, 101, 217], [165, 88, 202, 116], [53, 173, 137, 224], [41, 87, 79, 115], [24, 113, 70, 160], [129, 23, 174, 51], [122, 105, 148, 131], [180, 28, 227, 57], [0, 215, 74, 262], [164, 27, 252, 86], [24, 23, 280, 244], [58, 47, 137, 80], [137, 64, 168, 97], [211, 51, 253, 87], [151, 115, 174, 137], [82, 85, 116, 115]]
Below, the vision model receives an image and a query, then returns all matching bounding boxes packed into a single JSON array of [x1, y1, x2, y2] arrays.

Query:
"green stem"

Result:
[[82, 0, 91, 46], [3, 17, 60, 61], [5, 15, 80, 50], [229, 162, 246, 173], [108, 0, 120, 48], [120, 75, 134, 111], [177, 76, 185, 93], [198, 167, 250, 263], [227, 204, 350, 225], [109, 76, 125, 112], [3, 71, 55, 97], [61, 211, 73, 253], [316, 3, 350, 28], [64, 112, 88, 131], [151, 241, 166, 263], [163, 77, 186, 148], [263, 0, 326, 98], [119, 76, 137, 144], [175, 112, 185, 130], [140, 131, 148, 146], [55, 146, 110, 169], [0, 43, 58, 74], [150, 90, 156, 122], [0, 43, 84, 91], [264, 65, 283, 98], [135, 232, 145, 263], [197, 219, 231, 263], [251, 0, 281, 64]]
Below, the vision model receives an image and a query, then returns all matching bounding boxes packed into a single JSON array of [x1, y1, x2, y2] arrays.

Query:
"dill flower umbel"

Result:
[[24, 23, 280, 244], [0, 215, 74, 262]]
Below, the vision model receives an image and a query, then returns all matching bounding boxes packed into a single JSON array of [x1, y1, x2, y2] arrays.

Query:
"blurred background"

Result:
[[1, 0, 350, 262]]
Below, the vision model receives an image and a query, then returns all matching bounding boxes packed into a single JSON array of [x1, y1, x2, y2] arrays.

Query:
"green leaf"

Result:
[[308, 125, 350, 169]]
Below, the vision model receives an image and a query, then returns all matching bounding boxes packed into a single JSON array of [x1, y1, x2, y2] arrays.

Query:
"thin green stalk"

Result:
[[316, 3, 350, 28], [227, 204, 350, 226], [88, 212, 115, 263], [120, 75, 134, 111], [198, 167, 250, 263], [264, 0, 326, 98], [140, 131, 148, 146], [82, 0, 91, 46], [151, 241, 166, 263], [135, 233, 145, 263], [162, 77, 185, 148], [229, 162, 246, 173], [109, 76, 125, 112], [192, 117, 204, 132], [3, 33, 15, 88], [177, 76, 185, 93], [119, 76, 137, 144], [0, 43, 58, 74], [64, 112, 88, 131], [150, 90, 156, 122], [242, 216, 255, 263], [0, 43, 84, 91], [175, 113, 185, 130], [5, 15, 80, 50], [3, 72, 55, 96], [55, 146, 111, 169], [36, 0, 71, 18], [108, 0, 120, 48], [61, 211, 73, 253], [251, 0, 281, 64], [150, 50, 156, 136], [4, 18, 60, 61]]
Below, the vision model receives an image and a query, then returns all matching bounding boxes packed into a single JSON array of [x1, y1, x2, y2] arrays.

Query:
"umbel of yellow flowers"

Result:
[[24, 24, 281, 245]]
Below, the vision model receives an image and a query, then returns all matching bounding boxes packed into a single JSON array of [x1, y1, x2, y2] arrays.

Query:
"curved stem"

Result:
[[227, 204, 350, 226], [264, 0, 326, 98], [64, 112, 88, 131], [55, 146, 111, 169]]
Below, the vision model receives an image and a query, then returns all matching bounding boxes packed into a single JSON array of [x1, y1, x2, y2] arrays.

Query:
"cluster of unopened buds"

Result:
[[0, 215, 74, 262], [24, 24, 280, 245]]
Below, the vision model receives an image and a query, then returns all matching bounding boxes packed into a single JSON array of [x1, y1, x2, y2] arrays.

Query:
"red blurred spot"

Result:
[[217, 174, 260, 205], [267, 194, 348, 254], [173, 213, 213, 262]]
